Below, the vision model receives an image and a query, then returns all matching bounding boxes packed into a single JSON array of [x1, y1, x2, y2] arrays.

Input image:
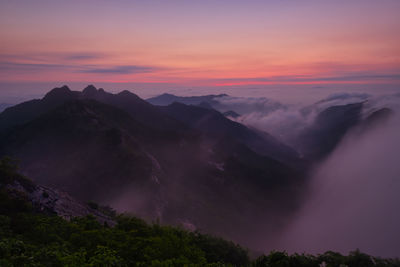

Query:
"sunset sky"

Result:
[[1, 0, 399, 98]]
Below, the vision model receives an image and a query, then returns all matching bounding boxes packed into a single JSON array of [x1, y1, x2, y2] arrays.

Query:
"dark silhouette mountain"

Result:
[[0, 85, 79, 131], [0, 85, 187, 133], [223, 110, 240, 118], [0, 100, 155, 202], [159, 102, 302, 167], [80, 86, 187, 132], [363, 107, 393, 128], [0, 103, 13, 112], [197, 101, 214, 110], [296, 102, 364, 160], [350, 107, 394, 137], [147, 93, 228, 106], [0, 85, 306, 248]]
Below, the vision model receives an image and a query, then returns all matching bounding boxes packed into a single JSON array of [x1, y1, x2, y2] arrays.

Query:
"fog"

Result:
[[276, 112, 400, 257], [214, 92, 371, 146], [208, 92, 400, 257], [219, 93, 399, 257]]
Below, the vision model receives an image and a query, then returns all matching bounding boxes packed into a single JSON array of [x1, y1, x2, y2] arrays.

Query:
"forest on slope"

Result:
[[1, 158, 400, 266]]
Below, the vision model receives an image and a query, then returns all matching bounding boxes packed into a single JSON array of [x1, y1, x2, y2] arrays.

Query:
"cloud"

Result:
[[0, 61, 73, 72], [212, 95, 284, 114], [0, 52, 161, 76], [0, 52, 106, 63], [0, 61, 161, 75], [316, 74, 400, 82], [63, 52, 105, 61], [213, 93, 372, 146], [216, 92, 399, 150], [80, 65, 159, 74], [276, 110, 400, 258], [318, 93, 369, 102], [313, 93, 370, 112], [212, 72, 400, 85]]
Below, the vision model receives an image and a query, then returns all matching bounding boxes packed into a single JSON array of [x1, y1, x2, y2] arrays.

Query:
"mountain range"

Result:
[[0, 85, 392, 248]]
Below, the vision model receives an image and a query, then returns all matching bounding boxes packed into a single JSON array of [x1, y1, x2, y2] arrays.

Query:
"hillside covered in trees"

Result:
[[1, 158, 399, 266]]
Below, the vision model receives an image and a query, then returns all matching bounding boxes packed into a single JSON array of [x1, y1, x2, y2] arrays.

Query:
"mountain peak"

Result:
[[43, 85, 73, 101], [82, 84, 98, 96], [118, 90, 133, 95], [160, 93, 175, 97], [117, 90, 140, 99]]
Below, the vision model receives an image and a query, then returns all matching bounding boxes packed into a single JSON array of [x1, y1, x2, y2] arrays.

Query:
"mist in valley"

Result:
[[219, 92, 400, 257]]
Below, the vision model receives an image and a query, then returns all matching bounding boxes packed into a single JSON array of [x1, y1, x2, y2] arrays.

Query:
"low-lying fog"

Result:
[[214, 92, 400, 257], [277, 111, 400, 258]]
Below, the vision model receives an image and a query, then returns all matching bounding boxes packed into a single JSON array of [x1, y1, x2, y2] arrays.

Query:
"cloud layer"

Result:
[[277, 111, 400, 257]]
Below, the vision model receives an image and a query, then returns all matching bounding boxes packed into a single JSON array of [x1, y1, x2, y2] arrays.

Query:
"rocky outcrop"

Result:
[[6, 181, 115, 226]]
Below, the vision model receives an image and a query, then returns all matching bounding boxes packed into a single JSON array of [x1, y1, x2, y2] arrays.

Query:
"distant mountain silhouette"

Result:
[[147, 93, 227, 106], [296, 102, 363, 160], [0, 103, 13, 112], [159, 102, 302, 167], [223, 110, 240, 118], [363, 107, 393, 128], [295, 102, 393, 160]]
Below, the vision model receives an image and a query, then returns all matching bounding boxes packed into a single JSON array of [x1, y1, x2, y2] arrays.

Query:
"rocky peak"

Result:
[[43, 85, 75, 102], [82, 84, 98, 97]]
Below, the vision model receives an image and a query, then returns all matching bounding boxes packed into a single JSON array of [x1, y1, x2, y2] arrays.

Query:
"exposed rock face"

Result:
[[6, 181, 115, 226]]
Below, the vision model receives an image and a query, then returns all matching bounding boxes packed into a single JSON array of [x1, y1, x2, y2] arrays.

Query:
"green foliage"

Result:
[[1, 156, 399, 266], [0, 200, 250, 266], [2, 209, 399, 267], [252, 250, 400, 267]]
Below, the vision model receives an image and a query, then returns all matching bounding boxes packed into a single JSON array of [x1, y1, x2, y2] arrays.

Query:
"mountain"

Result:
[[295, 102, 364, 160], [147, 93, 227, 106], [223, 110, 240, 118], [197, 101, 214, 110], [0, 85, 187, 134], [0, 100, 158, 202], [0, 103, 13, 112], [295, 102, 393, 161], [0, 85, 78, 131], [159, 102, 302, 167], [0, 85, 306, 247], [0, 157, 115, 225], [362, 107, 393, 129], [81, 85, 188, 132]]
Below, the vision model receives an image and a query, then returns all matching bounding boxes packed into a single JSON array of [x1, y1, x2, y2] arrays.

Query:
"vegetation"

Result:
[[1, 158, 399, 266]]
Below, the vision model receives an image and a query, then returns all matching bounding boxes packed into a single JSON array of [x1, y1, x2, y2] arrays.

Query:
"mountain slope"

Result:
[[160, 102, 302, 167], [147, 93, 227, 106], [0, 87, 306, 248], [0, 85, 187, 134], [0, 100, 157, 204], [296, 102, 364, 160]]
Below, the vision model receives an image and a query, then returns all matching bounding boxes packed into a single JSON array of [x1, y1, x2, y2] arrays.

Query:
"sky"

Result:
[[0, 0, 399, 101]]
